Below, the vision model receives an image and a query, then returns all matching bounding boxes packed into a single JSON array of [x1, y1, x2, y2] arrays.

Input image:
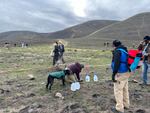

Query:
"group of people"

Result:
[[111, 36, 150, 113], [51, 40, 65, 66], [50, 40, 85, 82], [49, 37, 150, 113]]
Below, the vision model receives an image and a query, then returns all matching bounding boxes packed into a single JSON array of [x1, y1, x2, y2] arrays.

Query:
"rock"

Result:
[[55, 92, 64, 99], [27, 74, 35, 80]]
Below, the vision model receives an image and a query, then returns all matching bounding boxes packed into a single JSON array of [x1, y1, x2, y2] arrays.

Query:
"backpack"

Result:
[[117, 49, 143, 71], [128, 49, 142, 65]]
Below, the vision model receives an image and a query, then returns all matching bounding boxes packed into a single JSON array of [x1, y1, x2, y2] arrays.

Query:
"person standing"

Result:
[[111, 40, 130, 113], [52, 41, 60, 66], [58, 40, 65, 64], [138, 36, 150, 85]]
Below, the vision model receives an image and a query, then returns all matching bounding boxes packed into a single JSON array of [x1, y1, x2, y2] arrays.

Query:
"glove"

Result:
[[112, 73, 117, 82]]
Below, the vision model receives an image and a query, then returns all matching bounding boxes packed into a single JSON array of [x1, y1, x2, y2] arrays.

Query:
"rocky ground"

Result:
[[0, 45, 150, 113]]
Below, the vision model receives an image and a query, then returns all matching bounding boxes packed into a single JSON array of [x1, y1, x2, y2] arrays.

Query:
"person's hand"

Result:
[[112, 73, 117, 82]]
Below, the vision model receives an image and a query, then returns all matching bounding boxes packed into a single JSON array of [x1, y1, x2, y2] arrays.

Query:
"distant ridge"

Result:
[[0, 20, 118, 45], [48, 20, 119, 39], [85, 12, 150, 40]]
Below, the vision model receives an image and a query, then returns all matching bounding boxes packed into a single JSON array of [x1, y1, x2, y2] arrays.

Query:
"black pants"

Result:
[[53, 55, 59, 65]]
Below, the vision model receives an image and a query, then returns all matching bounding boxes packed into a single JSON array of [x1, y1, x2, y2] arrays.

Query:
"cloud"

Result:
[[0, 0, 150, 33]]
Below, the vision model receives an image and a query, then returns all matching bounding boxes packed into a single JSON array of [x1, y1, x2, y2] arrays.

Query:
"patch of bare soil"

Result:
[[0, 72, 150, 113]]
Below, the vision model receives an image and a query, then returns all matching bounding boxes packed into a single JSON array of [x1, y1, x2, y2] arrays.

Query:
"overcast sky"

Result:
[[0, 0, 150, 33]]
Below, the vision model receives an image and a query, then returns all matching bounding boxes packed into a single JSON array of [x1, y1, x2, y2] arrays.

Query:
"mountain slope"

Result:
[[48, 20, 119, 39], [0, 20, 118, 44], [85, 12, 150, 40], [0, 31, 53, 44]]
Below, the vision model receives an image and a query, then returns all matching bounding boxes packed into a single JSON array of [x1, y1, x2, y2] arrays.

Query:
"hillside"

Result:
[[0, 31, 53, 45], [48, 20, 118, 39], [0, 20, 118, 45], [85, 12, 150, 41]]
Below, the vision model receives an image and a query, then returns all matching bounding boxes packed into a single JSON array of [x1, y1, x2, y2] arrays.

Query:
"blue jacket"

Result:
[[111, 46, 129, 73]]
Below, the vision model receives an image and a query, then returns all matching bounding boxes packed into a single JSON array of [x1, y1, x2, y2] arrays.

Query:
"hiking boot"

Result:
[[111, 107, 123, 113]]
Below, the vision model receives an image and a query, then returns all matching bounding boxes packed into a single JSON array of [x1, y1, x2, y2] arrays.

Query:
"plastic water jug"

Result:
[[75, 82, 80, 90], [71, 83, 76, 91], [93, 73, 98, 82], [85, 74, 90, 82]]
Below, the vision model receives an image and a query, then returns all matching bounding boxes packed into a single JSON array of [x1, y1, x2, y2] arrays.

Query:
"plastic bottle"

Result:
[[93, 73, 98, 82], [85, 73, 90, 82]]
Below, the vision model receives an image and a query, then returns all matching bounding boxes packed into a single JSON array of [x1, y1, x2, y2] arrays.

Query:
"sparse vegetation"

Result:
[[0, 43, 150, 113]]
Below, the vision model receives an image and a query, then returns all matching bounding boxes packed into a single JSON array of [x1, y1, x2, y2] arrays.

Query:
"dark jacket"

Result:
[[112, 45, 128, 75], [53, 44, 60, 56], [67, 62, 83, 80]]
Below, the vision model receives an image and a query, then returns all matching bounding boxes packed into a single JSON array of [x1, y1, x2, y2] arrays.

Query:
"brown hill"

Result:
[[48, 20, 118, 39], [85, 12, 150, 41], [0, 20, 118, 45], [0, 31, 53, 45]]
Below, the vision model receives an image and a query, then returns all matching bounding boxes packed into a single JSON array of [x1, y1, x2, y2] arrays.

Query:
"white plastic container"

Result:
[[85, 74, 90, 82], [71, 83, 76, 91], [93, 73, 98, 82], [75, 82, 80, 90]]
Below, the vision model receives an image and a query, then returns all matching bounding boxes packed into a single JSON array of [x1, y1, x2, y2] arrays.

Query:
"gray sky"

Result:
[[0, 0, 150, 33]]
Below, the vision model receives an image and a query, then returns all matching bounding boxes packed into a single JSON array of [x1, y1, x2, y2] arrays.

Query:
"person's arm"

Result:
[[113, 50, 121, 74], [75, 72, 80, 81], [112, 50, 121, 82], [53, 45, 56, 52]]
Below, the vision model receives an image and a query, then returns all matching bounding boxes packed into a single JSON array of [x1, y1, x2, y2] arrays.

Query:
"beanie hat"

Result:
[[143, 36, 150, 41], [112, 40, 122, 47]]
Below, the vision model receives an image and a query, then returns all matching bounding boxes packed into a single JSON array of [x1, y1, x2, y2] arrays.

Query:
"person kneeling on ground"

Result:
[[65, 62, 84, 83]]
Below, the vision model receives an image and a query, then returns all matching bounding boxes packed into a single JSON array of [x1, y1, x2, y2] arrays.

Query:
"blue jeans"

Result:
[[142, 62, 148, 84]]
